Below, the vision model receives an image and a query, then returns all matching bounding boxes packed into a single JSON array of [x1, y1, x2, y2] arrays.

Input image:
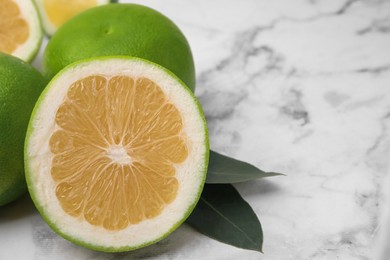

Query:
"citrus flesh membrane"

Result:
[[52, 75, 186, 229], [43, 4, 196, 91], [0, 0, 42, 61], [0, 52, 46, 206], [25, 57, 209, 251]]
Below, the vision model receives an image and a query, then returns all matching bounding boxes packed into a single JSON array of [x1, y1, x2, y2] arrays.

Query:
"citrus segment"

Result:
[[0, 0, 29, 54], [0, 0, 42, 61], [49, 74, 186, 230], [25, 57, 209, 251], [35, 0, 111, 35]]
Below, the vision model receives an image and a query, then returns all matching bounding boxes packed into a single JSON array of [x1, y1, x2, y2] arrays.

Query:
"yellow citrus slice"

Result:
[[0, 0, 42, 61], [35, 0, 111, 36], [25, 56, 209, 251]]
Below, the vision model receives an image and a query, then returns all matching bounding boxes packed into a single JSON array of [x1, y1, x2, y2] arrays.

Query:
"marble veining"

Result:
[[1, 0, 390, 259]]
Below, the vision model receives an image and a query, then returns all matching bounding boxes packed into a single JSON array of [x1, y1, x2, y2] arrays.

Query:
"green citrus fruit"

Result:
[[0, 52, 46, 206], [34, 0, 112, 36], [43, 4, 196, 91], [25, 56, 209, 251], [0, 0, 43, 62]]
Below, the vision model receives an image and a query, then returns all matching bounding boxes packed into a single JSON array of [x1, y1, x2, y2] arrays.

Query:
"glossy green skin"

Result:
[[44, 4, 196, 91], [0, 53, 46, 206]]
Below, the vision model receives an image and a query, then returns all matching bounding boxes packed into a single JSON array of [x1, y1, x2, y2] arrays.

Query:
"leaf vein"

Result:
[[200, 197, 258, 247]]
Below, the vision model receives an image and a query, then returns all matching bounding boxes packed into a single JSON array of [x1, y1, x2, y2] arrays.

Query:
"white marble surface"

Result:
[[2, 0, 390, 259]]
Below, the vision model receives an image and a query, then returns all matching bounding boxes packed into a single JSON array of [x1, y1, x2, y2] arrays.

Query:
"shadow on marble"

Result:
[[234, 178, 283, 198], [0, 193, 37, 221], [32, 214, 197, 259]]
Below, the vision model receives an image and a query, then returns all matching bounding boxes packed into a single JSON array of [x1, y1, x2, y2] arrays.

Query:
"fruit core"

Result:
[[106, 145, 133, 165], [0, 0, 29, 54], [49, 75, 189, 231]]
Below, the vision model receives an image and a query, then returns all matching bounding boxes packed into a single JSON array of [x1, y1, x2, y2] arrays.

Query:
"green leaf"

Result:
[[206, 150, 283, 184], [187, 184, 263, 253]]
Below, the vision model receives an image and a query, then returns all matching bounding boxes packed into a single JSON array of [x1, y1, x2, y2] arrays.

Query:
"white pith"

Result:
[[34, 0, 110, 35], [11, 0, 42, 61], [26, 58, 207, 249]]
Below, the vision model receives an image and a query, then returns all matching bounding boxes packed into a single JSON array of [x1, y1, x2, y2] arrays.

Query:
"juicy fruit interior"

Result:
[[50, 75, 189, 231], [44, 0, 97, 27], [0, 0, 29, 54]]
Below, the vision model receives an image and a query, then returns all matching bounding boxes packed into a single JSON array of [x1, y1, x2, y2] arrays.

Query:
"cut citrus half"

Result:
[[35, 0, 111, 36], [25, 56, 209, 251], [0, 0, 42, 62]]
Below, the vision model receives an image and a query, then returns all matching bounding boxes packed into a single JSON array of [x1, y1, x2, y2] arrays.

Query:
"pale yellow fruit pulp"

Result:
[[0, 0, 29, 55], [43, 0, 97, 27], [50, 75, 189, 231]]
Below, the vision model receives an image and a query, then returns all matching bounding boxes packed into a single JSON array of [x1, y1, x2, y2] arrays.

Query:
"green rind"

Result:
[[0, 53, 46, 206], [43, 3, 196, 91], [11, 0, 43, 63], [24, 34, 43, 64], [25, 0, 44, 63], [0, 177, 26, 206], [24, 55, 209, 252]]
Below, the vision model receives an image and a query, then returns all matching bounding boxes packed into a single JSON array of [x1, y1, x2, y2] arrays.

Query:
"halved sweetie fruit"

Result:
[[34, 0, 111, 36], [0, 0, 42, 61], [25, 56, 209, 251]]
